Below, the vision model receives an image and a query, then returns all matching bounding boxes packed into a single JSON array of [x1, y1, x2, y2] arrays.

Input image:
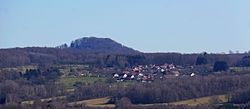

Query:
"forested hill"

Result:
[[0, 47, 248, 68], [57, 37, 139, 53]]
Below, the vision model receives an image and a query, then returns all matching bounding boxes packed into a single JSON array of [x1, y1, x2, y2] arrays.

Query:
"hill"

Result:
[[0, 47, 246, 68], [57, 37, 139, 53]]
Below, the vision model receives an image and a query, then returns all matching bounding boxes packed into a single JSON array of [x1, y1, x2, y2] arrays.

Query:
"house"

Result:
[[176, 65, 183, 69], [78, 72, 84, 76], [111, 63, 196, 83], [123, 74, 128, 78], [171, 71, 180, 76], [138, 73, 144, 77], [123, 71, 130, 74], [168, 64, 175, 69], [133, 68, 139, 72], [113, 73, 119, 78], [131, 75, 135, 79], [190, 73, 195, 77], [161, 64, 167, 69], [155, 66, 161, 70], [161, 69, 165, 72]]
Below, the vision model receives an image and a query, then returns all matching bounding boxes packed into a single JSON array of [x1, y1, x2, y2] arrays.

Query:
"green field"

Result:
[[57, 64, 89, 77], [0, 65, 38, 74], [56, 76, 107, 89]]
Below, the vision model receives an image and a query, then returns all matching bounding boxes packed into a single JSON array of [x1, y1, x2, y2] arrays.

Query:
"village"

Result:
[[111, 64, 196, 83]]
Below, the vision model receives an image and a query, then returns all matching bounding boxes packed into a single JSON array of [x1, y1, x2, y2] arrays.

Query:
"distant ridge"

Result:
[[57, 37, 139, 53]]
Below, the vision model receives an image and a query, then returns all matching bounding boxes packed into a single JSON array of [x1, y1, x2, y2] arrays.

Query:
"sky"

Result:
[[0, 0, 250, 53]]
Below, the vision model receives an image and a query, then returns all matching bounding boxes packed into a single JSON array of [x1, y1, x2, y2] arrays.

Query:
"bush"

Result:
[[213, 61, 228, 72], [115, 97, 132, 109]]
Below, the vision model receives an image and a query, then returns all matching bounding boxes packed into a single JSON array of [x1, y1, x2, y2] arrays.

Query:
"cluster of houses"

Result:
[[73, 64, 196, 83], [112, 64, 195, 82]]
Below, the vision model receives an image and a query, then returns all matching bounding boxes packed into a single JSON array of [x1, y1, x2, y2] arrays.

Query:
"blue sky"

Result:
[[0, 0, 249, 53]]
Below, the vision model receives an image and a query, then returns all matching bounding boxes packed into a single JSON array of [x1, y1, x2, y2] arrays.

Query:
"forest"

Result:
[[0, 47, 248, 68], [1, 47, 250, 109]]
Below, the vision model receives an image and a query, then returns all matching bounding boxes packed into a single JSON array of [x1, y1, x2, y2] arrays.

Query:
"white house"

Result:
[[190, 73, 195, 77]]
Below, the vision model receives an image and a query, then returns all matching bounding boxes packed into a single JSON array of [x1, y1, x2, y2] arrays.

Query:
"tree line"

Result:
[[1, 47, 248, 68]]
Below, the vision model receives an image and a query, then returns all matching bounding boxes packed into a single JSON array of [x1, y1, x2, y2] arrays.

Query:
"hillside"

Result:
[[1, 47, 250, 109], [0, 47, 247, 68], [57, 37, 139, 53]]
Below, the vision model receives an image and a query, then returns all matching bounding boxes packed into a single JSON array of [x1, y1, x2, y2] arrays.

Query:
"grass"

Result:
[[56, 64, 89, 68], [67, 94, 228, 108], [169, 94, 227, 106], [65, 88, 75, 92], [40, 96, 67, 102], [21, 100, 34, 105], [1, 65, 38, 74], [68, 97, 115, 108], [230, 67, 250, 72], [0, 64, 89, 75], [21, 96, 67, 105], [59, 69, 71, 78], [54, 64, 102, 89], [56, 76, 107, 89], [57, 64, 89, 78], [21, 92, 227, 108]]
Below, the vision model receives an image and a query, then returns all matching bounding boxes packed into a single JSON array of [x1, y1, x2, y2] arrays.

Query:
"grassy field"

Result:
[[169, 94, 227, 106], [21, 96, 67, 105], [68, 97, 114, 108], [0, 65, 38, 74], [21, 94, 228, 108], [53, 64, 102, 89], [56, 76, 107, 89], [0, 64, 89, 75], [67, 94, 228, 108], [230, 67, 250, 72], [57, 64, 89, 78]]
